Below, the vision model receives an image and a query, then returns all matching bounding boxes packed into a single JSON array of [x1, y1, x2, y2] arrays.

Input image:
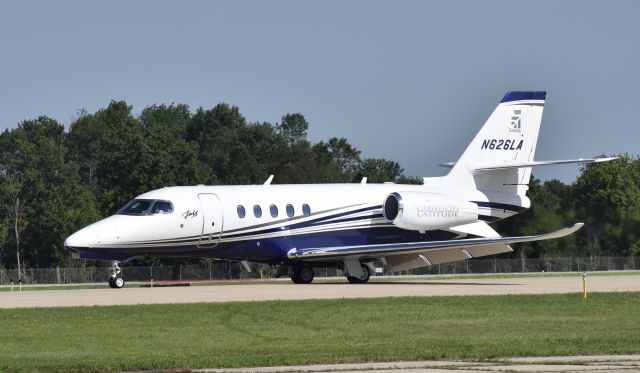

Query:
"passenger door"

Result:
[[198, 193, 224, 248]]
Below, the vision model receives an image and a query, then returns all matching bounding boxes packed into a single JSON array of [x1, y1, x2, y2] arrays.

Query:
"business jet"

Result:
[[64, 91, 614, 288]]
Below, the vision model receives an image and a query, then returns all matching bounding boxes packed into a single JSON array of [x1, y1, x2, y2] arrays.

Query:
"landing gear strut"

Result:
[[290, 265, 314, 284], [108, 261, 125, 289]]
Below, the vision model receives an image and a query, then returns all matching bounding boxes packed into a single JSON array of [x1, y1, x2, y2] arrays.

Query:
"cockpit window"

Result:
[[117, 200, 153, 215], [151, 200, 173, 214], [117, 199, 174, 215]]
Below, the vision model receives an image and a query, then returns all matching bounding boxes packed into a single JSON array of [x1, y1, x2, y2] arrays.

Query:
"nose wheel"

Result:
[[108, 261, 125, 289], [108, 276, 125, 288]]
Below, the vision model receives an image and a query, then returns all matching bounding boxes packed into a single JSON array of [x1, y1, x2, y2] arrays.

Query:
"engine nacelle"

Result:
[[382, 191, 478, 232]]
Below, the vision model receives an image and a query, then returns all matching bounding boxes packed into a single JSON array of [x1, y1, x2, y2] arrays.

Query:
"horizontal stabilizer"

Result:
[[289, 223, 584, 260], [474, 157, 617, 172]]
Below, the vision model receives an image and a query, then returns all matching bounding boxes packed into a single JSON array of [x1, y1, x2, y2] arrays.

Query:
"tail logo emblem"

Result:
[[510, 110, 522, 133]]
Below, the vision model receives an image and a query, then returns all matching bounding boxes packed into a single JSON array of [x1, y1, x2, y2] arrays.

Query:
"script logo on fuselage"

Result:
[[182, 210, 199, 219], [481, 139, 523, 150]]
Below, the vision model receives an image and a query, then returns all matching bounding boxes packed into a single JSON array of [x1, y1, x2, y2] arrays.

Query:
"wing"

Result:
[[287, 223, 583, 261]]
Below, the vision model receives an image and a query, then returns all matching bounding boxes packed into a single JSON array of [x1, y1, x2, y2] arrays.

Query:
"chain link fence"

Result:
[[0, 256, 638, 285]]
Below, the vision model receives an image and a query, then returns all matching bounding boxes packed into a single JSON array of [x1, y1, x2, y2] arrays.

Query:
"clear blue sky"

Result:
[[1, 0, 638, 182]]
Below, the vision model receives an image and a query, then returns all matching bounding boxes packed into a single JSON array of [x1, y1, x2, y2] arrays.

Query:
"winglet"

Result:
[[360, 177, 367, 184], [264, 175, 274, 185], [535, 222, 584, 241], [593, 157, 619, 163]]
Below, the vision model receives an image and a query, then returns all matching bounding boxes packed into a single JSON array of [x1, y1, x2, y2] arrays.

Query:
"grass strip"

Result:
[[1, 292, 639, 372]]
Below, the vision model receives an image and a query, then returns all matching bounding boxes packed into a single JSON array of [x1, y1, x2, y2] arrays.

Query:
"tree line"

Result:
[[0, 100, 638, 270]]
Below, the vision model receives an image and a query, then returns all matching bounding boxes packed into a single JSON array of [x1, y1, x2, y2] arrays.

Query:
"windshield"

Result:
[[151, 200, 173, 214], [117, 199, 173, 215]]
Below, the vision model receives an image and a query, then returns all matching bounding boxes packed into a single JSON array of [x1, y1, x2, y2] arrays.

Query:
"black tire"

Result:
[[289, 272, 302, 284], [347, 265, 370, 284], [113, 276, 125, 288], [108, 277, 116, 288], [298, 266, 314, 284], [290, 266, 314, 284]]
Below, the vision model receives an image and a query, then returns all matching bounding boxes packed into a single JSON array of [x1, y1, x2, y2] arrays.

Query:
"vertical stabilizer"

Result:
[[446, 92, 546, 198]]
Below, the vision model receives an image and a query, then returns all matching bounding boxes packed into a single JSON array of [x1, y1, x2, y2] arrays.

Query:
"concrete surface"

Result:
[[193, 355, 640, 372], [1, 275, 639, 309]]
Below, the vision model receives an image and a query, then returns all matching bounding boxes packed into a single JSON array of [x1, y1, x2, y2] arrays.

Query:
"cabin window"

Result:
[[270, 204, 278, 218], [237, 205, 246, 219], [286, 204, 294, 217], [253, 205, 262, 218], [151, 200, 173, 214], [302, 203, 311, 216], [117, 199, 153, 215]]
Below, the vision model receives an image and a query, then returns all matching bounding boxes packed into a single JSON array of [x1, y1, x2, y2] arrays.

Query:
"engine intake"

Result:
[[383, 191, 478, 232]]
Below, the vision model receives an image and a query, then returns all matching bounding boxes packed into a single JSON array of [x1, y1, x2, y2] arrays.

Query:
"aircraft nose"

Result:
[[64, 228, 97, 250]]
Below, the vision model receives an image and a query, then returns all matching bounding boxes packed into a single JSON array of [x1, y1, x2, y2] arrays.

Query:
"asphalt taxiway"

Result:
[[1, 274, 639, 308]]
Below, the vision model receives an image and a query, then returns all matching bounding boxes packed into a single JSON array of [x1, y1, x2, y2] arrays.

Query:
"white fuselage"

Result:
[[64, 182, 528, 264]]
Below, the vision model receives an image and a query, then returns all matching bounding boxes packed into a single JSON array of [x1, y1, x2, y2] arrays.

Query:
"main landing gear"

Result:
[[290, 265, 314, 284], [288, 262, 372, 284], [343, 260, 371, 284], [108, 261, 125, 289], [346, 264, 371, 284]]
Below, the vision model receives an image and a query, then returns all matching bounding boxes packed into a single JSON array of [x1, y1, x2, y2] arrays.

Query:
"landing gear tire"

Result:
[[113, 276, 125, 288], [347, 265, 370, 284], [108, 276, 125, 289], [290, 266, 314, 284]]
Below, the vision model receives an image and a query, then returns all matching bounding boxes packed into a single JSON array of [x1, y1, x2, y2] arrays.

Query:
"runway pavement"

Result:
[[1, 274, 639, 309]]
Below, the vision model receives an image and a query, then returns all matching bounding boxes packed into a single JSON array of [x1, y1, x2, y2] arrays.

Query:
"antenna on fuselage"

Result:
[[264, 175, 274, 185]]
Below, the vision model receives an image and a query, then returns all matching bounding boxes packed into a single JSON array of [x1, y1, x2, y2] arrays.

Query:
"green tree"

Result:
[[0, 176, 26, 276], [139, 104, 203, 188], [1, 117, 100, 267], [571, 155, 640, 256], [276, 113, 308, 146], [68, 101, 153, 214], [353, 158, 404, 183], [312, 137, 361, 178]]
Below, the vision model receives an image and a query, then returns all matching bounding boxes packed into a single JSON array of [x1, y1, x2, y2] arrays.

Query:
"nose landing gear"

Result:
[[108, 261, 125, 289]]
